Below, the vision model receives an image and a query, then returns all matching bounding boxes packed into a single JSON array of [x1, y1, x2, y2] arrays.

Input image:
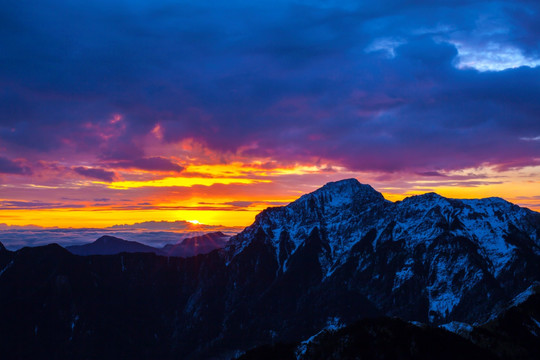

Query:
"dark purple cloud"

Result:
[[224, 201, 255, 208], [0, 156, 31, 175], [416, 171, 447, 177], [0, 200, 85, 210], [110, 157, 184, 172], [1, 1, 539, 173], [73, 167, 116, 182]]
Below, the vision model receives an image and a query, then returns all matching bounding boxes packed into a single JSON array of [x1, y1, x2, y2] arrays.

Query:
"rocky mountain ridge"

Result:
[[225, 179, 540, 324]]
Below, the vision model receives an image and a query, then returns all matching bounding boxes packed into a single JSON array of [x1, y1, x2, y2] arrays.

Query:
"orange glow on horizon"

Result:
[[1, 161, 538, 229]]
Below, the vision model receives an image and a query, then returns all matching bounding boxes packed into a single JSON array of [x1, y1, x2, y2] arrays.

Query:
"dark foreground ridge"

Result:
[[0, 179, 539, 359], [239, 287, 540, 360], [239, 318, 496, 360]]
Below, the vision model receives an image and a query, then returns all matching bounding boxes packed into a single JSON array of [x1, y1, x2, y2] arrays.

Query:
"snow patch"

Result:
[[393, 258, 414, 291], [510, 283, 539, 307], [528, 317, 540, 337], [295, 317, 343, 359], [440, 321, 474, 335], [0, 260, 14, 277], [427, 255, 484, 321], [530, 317, 540, 337]]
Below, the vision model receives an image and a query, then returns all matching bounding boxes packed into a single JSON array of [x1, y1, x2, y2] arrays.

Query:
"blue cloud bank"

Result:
[[1, 0, 539, 173]]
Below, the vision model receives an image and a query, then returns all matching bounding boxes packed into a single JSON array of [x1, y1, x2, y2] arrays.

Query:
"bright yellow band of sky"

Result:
[[1, 163, 538, 229]]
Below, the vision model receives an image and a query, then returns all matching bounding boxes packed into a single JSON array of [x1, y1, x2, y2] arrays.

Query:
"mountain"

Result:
[[66, 235, 161, 255], [66, 232, 229, 257], [0, 179, 539, 359], [225, 179, 540, 325], [162, 231, 229, 257]]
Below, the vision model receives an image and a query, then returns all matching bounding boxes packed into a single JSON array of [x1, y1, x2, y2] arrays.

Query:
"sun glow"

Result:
[[103, 176, 267, 189], [1, 159, 538, 230]]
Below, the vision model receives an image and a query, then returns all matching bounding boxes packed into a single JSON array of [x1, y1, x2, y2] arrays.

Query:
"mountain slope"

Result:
[[468, 283, 540, 359], [239, 284, 540, 360]]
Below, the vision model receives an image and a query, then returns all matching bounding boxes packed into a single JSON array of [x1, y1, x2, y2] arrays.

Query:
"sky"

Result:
[[1, 0, 539, 233]]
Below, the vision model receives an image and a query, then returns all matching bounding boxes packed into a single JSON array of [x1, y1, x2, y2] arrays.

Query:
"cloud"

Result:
[[73, 167, 116, 182], [0, 200, 85, 210], [0, 157, 31, 175], [106, 220, 243, 233], [0, 0, 539, 175], [416, 171, 447, 177], [521, 136, 540, 141], [110, 157, 184, 172], [200, 200, 292, 208], [454, 42, 540, 71], [515, 195, 540, 200], [223, 201, 255, 208], [0, 227, 243, 250]]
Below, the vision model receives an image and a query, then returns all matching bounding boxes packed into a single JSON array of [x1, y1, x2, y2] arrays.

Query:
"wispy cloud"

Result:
[[520, 136, 540, 141], [0, 200, 85, 210]]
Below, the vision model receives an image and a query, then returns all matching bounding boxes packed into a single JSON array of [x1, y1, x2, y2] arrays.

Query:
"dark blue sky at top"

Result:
[[1, 0, 539, 175]]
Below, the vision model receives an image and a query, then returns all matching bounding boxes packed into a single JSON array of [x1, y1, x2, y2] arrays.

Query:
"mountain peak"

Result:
[[67, 235, 159, 256], [323, 177, 360, 187], [204, 231, 226, 238], [294, 178, 384, 209], [95, 235, 125, 244], [318, 178, 363, 193]]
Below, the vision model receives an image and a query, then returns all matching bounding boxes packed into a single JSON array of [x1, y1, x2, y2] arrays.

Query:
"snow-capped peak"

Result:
[[225, 179, 540, 325], [293, 178, 385, 208]]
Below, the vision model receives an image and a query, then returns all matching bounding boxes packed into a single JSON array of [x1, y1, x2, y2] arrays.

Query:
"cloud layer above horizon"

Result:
[[1, 0, 539, 227]]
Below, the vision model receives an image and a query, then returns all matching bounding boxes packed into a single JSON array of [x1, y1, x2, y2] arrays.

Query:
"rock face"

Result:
[[0, 179, 539, 359]]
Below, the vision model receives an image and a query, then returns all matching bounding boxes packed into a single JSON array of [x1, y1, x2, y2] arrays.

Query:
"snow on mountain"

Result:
[[510, 282, 540, 308], [228, 179, 537, 276], [227, 179, 388, 271], [225, 178, 540, 324]]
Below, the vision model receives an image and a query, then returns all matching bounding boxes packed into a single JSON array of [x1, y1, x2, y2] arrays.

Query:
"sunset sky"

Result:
[[1, 0, 539, 231]]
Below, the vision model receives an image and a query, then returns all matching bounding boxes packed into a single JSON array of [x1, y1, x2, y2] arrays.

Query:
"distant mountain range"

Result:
[[0, 179, 539, 359], [66, 231, 229, 257], [161, 232, 229, 257]]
